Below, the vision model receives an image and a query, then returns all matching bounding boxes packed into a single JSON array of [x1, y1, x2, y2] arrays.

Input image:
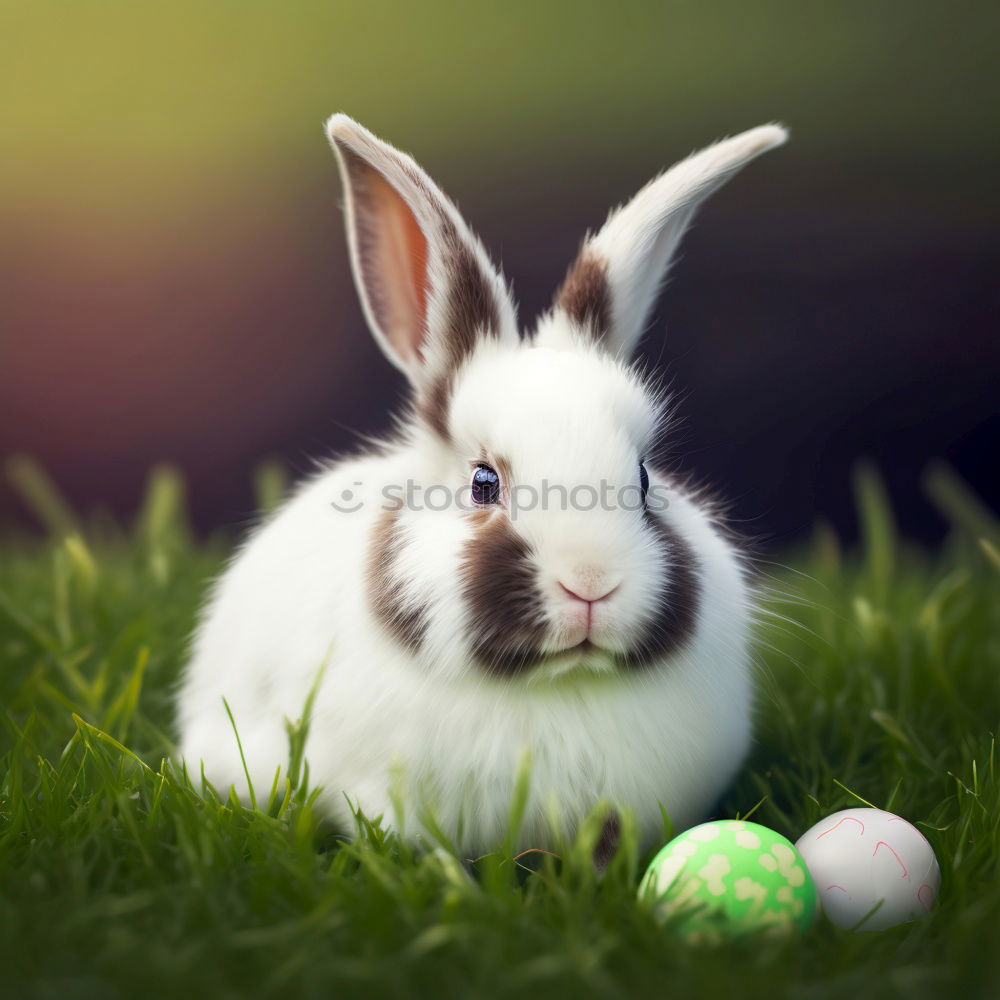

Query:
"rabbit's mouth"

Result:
[[527, 639, 618, 681]]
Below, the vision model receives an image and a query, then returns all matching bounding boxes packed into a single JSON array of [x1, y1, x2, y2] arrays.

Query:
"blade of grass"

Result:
[[923, 461, 1000, 541], [4, 454, 80, 538]]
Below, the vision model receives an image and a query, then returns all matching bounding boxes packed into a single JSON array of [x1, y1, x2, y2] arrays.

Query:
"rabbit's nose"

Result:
[[558, 569, 620, 605]]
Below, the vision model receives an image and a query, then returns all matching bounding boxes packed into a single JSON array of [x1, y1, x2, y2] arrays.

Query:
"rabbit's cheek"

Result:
[[625, 511, 701, 667]]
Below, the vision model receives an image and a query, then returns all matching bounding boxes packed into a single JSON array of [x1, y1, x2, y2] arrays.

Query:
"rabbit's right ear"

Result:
[[326, 115, 517, 437], [551, 124, 788, 358]]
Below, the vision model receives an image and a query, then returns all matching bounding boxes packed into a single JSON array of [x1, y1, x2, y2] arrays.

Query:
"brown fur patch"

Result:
[[491, 453, 513, 491], [421, 374, 454, 443], [419, 230, 502, 442], [464, 505, 495, 528], [339, 139, 502, 443], [367, 508, 429, 651], [622, 510, 701, 667], [555, 251, 611, 340], [461, 513, 547, 676], [592, 810, 621, 871]]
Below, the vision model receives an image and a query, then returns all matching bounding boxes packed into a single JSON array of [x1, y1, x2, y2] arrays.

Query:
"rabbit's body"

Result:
[[179, 411, 751, 850], [177, 116, 787, 853]]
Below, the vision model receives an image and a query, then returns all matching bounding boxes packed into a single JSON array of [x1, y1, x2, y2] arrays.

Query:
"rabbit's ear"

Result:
[[326, 115, 517, 417], [553, 125, 788, 358]]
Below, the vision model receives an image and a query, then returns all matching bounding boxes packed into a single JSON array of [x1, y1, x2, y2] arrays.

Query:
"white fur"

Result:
[[176, 116, 786, 853]]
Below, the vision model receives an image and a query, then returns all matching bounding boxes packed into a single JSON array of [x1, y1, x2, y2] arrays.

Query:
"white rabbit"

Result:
[[176, 115, 787, 856]]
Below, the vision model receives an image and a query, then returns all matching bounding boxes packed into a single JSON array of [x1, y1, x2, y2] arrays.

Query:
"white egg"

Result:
[[795, 808, 940, 930]]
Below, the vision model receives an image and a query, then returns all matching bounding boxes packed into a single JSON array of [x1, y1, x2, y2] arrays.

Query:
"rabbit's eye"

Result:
[[472, 464, 501, 505], [639, 461, 650, 505]]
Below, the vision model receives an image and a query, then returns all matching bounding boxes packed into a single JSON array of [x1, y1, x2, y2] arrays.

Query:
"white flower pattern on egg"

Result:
[[689, 825, 721, 842], [698, 854, 732, 897], [733, 877, 767, 906]]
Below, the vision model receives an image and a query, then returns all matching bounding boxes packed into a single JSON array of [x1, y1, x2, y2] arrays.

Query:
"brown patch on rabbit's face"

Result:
[[461, 513, 547, 676], [367, 508, 429, 651], [618, 510, 701, 667], [419, 231, 502, 443], [554, 251, 610, 341]]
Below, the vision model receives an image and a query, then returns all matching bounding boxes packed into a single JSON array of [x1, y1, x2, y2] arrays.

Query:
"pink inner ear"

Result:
[[359, 166, 429, 365]]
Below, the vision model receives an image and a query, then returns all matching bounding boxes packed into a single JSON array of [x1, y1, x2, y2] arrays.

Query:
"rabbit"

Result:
[[176, 114, 788, 856]]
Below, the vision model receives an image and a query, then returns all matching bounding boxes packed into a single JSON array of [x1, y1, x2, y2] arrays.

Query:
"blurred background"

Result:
[[1, 1, 997, 549]]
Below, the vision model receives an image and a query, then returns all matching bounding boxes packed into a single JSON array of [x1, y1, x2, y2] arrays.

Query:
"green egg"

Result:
[[639, 820, 817, 937]]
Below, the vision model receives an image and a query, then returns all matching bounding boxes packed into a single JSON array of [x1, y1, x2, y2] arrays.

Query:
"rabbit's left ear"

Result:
[[327, 115, 518, 438], [552, 125, 788, 358]]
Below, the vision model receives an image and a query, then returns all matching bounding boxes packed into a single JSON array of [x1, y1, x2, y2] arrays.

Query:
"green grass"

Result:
[[1, 459, 998, 1000]]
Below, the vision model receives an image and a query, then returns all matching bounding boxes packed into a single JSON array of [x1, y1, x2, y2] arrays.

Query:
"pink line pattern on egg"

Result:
[[918, 884, 935, 911], [826, 885, 852, 898], [872, 840, 908, 878], [817, 816, 865, 839]]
